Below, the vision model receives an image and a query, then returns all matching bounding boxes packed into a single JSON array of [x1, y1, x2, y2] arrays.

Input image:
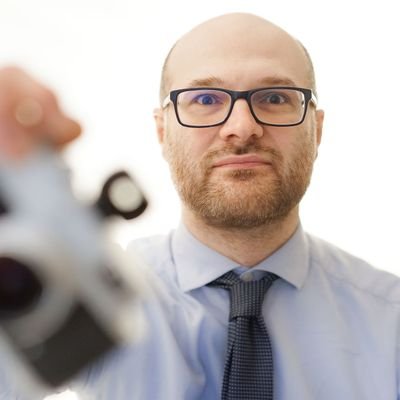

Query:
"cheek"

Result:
[[267, 124, 317, 163], [164, 124, 215, 163], [265, 126, 298, 156]]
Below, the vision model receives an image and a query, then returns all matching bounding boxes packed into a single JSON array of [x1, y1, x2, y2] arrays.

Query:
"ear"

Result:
[[153, 107, 165, 144], [315, 109, 324, 147]]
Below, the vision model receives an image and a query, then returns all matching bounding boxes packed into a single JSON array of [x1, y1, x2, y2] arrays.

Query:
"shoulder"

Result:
[[126, 231, 178, 287], [306, 233, 400, 304], [127, 233, 173, 267]]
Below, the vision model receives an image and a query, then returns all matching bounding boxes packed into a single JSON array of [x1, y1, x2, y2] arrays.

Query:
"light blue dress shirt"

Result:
[[2, 223, 400, 399]]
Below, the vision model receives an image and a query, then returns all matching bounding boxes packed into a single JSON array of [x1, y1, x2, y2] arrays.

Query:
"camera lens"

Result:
[[0, 194, 7, 215], [96, 171, 147, 220], [0, 257, 43, 317]]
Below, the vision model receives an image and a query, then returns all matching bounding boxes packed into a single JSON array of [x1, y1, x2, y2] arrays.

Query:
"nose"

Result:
[[218, 99, 263, 141]]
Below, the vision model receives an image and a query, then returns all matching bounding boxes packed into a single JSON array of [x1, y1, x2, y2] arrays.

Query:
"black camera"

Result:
[[0, 149, 148, 398]]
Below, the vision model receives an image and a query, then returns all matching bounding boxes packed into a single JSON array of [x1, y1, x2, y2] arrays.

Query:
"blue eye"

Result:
[[179, 89, 230, 109], [269, 94, 285, 104], [194, 94, 219, 105], [262, 93, 287, 104]]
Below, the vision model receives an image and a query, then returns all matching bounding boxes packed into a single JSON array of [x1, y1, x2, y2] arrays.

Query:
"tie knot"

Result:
[[209, 271, 278, 319]]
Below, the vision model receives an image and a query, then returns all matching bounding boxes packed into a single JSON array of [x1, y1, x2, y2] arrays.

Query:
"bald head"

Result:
[[159, 13, 316, 104]]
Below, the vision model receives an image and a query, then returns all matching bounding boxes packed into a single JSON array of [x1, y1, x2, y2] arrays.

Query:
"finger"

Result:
[[13, 94, 82, 148], [0, 120, 37, 160], [14, 98, 44, 128], [0, 67, 82, 155], [46, 112, 82, 149]]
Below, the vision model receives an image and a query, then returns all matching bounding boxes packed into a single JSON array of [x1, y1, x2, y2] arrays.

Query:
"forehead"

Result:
[[166, 15, 310, 91]]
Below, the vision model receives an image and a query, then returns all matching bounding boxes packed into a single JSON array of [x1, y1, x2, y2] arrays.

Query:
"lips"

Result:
[[212, 154, 272, 168]]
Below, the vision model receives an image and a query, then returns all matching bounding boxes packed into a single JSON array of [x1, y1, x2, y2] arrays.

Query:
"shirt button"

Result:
[[241, 272, 253, 282]]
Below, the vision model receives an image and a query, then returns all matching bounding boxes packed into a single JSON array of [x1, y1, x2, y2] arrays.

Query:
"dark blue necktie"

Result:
[[209, 271, 278, 400]]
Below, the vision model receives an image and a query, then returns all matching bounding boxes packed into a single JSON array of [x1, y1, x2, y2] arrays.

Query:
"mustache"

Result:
[[203, 143, 283, 167]]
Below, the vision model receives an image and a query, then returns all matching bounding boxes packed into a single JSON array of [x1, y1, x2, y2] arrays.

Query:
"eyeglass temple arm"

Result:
[[162, 95, 171, 109], [310, 92, 318, 107]]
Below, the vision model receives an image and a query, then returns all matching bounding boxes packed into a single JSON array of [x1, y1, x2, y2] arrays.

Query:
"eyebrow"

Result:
[[186, 75, 298, 89], [258, 76, 297, 87], [187, 76, 225, 87]]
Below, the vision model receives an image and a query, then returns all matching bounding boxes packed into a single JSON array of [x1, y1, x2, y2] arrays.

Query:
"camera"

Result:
[[0, 149, 148, 399]]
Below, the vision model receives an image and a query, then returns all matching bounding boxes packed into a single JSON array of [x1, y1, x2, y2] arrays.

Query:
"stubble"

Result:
[[164, 130, 316, 230]]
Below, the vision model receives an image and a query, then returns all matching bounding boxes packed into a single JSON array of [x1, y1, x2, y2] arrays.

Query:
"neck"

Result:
[[182, 207, 300, 267]]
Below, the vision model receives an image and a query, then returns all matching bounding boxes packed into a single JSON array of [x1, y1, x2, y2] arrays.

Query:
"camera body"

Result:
[[0, 150, 147, 398]]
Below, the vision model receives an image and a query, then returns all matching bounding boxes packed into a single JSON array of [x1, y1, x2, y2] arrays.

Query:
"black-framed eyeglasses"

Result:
[[162, 87, 318, 128]]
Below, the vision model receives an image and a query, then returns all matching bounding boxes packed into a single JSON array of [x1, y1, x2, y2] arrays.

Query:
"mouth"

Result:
[[212, 154, 273, 170]]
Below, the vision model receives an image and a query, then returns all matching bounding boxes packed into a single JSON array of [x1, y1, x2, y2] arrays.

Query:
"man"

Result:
[[1, 12, 400, 400]]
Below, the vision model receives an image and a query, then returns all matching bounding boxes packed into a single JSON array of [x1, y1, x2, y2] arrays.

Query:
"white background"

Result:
[[1, 0, 399, 276]]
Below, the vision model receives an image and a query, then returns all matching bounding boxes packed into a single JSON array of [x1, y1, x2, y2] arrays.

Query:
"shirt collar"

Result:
[[171, 222, 310, 292]]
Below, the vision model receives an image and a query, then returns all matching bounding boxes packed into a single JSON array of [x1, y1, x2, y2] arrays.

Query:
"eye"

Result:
[[261, 92, 288, 104], [193, 93, 221, 105], [179, 89, 229, 109]]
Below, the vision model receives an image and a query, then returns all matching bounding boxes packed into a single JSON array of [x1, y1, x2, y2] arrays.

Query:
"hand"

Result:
[[0, 66, 81, 160]]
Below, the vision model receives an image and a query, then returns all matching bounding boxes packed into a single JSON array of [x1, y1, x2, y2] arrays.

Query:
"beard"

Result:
[[164, 130, 316, 230]]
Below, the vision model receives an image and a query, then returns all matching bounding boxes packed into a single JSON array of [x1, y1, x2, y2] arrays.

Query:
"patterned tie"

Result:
[[209, 271, 278, 400]]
